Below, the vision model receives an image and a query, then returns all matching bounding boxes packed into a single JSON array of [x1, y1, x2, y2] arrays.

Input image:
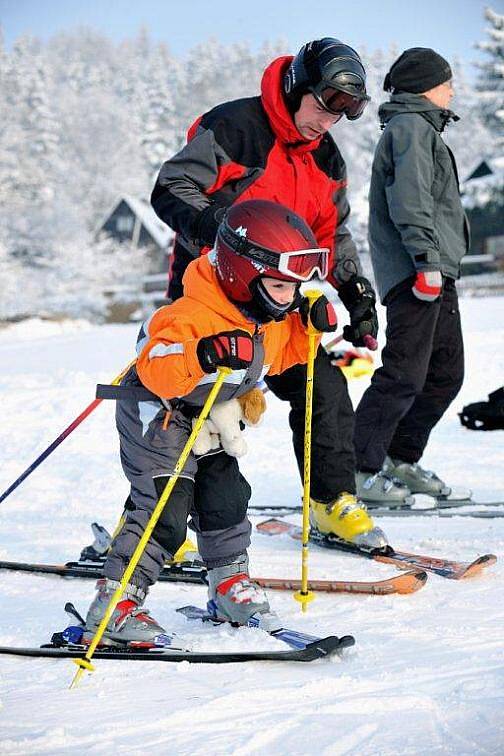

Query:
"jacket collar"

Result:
[[182, 254, 259, 332], [379, 92, 459, 133], [260, 56, 322, 153]]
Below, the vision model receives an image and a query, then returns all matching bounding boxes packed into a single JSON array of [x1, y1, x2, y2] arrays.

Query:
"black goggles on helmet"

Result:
[[310, 82, 370, 120]]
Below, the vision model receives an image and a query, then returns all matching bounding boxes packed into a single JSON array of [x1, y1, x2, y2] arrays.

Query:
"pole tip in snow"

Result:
[[69, 657, 95, 689]]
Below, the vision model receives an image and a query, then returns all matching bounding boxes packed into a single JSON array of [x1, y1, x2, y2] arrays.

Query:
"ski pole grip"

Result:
[[363, 334, 378, 351], [303, 289, 323, 335]]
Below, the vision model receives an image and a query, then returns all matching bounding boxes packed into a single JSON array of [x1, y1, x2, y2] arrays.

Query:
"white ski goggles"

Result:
[[276, 247, 330, 281], [220, 220, 330, 281]]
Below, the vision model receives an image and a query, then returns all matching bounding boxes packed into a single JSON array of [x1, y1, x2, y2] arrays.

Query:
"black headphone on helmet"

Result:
[[284, 38, 369, 119]]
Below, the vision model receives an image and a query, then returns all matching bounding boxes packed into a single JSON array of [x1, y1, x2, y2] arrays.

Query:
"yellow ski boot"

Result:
[[309, 492, 388, 549], [170, 538, 200, 564]]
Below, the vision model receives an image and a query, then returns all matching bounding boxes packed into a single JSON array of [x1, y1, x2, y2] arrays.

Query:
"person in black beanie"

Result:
[[353, 47, 470, 505]]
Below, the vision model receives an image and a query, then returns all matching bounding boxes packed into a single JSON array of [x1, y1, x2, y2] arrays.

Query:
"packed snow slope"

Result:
[[0, 296, 503, 755]]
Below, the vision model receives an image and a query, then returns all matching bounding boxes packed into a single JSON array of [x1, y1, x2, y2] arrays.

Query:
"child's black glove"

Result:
[[197, 330, 254, 373], [299, 295, 338, 332]]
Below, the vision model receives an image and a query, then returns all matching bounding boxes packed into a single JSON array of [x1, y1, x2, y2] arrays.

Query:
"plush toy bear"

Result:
[[192, 387, 266, 458]]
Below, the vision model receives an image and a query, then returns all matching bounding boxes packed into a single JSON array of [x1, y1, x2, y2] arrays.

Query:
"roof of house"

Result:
[[462, 156, 504, 209], [96, 194, 173, 248], [464, 156, 504, 183]]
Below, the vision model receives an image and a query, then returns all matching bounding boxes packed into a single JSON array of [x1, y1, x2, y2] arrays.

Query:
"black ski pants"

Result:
[[264, 346, 356, 499], [354, 278, 464, 472]]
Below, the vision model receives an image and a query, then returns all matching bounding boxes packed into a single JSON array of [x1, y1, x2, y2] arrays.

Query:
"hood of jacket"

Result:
[[378, 92, 459, 133], [181, 253, 259, 333], [260, 56, 322, 153]]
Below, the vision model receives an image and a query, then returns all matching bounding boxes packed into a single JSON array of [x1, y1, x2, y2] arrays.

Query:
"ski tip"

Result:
[[304, 635, 355, 660], [394, 570, 428, 594], [463, 553, 497, 578], [481, 554, 497, 565]]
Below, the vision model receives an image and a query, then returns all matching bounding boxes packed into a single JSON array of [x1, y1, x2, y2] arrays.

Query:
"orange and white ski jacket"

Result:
[[135, 254, 319, 405]]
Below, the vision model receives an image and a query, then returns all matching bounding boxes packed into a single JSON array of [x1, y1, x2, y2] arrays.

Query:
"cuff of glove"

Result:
[[192, 203, 227, 247], [412, 271, 442, 302], [337, 275, 376, 311]]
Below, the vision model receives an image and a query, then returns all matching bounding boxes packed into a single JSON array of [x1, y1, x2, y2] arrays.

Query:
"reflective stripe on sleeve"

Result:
[[148, 343, 185, 360]]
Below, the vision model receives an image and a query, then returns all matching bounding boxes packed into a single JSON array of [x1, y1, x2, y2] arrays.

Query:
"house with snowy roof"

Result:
[[462, 157, 504, 257], [95, 194, 174, 273]]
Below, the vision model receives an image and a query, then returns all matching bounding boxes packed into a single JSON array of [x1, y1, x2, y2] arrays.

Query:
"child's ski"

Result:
[[176, 604, 354, 652], [0, 558, 207, 584], [0, 559, 425, 594], [0, 637, 348, 664], [254, 570, 427, 594]]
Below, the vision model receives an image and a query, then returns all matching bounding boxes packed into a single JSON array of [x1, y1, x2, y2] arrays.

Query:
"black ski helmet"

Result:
[[284, 38, 370, 120]]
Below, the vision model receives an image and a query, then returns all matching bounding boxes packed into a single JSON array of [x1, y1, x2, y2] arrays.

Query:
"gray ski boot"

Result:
[[207, 555, 282, 631], [384, 457, 451, 497], [356, 470, 415, 507], [80, 522, 112, 562], [83, 578, 167, 646]]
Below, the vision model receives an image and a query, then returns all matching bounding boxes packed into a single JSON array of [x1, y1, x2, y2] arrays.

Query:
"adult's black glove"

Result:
[[299, 295, 338, 332], [192, 203, 227, 247], [337, 275, 378, 349], [197, 330, 254, 373]]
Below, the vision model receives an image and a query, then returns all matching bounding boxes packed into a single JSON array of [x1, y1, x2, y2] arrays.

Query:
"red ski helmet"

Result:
[[214, 200, 329, 313]]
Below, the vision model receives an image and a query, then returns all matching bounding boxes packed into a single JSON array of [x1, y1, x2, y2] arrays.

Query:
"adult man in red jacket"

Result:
[[151, 38, 384, 547]]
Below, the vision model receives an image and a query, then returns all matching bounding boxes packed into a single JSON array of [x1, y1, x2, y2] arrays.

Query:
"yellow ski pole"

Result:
[[294, 290, 323, 613], [69, 366, 232, 689]]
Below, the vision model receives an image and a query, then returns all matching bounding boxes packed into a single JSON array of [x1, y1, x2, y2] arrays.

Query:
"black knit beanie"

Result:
[[383, 47, 452, 94]]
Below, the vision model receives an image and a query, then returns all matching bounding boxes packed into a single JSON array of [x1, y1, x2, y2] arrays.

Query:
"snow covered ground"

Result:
[[0, 295, 503, 755]]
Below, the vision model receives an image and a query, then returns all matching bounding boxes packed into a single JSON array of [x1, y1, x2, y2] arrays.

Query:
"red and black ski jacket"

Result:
[[151, 56, 361, 299]]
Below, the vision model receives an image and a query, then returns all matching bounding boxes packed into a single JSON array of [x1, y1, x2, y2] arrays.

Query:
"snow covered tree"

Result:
[[135, 41, 185, 186], [475, 6, 504, 146], [2, 26, 499, 322], [444, 58, 495, 179]]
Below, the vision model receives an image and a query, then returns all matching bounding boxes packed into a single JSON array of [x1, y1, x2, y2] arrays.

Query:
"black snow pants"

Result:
[[354, 277, 464, 472], [264, 346, 356, 500]]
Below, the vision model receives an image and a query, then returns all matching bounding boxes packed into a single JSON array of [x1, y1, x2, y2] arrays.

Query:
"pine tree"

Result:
[[137, 41, 184, 185], [445, 58, 494, 179], [475, 6, 504, 146], [0, 35, 62, 260]]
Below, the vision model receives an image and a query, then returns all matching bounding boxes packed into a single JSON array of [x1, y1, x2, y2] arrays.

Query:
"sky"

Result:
[[1, 0, 502, 77]]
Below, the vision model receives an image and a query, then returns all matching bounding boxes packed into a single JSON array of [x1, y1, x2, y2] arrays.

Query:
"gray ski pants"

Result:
[[103, 398, 252, 591]]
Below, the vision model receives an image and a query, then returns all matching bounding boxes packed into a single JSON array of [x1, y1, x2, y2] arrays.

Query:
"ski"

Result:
[[0, 557, 426, 595], [250, 500, 504, 517], [256, 518, 498, 580], [0, 597, 354, 665], [0, 560, 427, 596], [0, 637, 348, 664], [405, 493, 504, 510], [254, 570, 427, 595], [0, 558, 208, 584], [176, 604, 354, 653], [364, 506, 504, 518]]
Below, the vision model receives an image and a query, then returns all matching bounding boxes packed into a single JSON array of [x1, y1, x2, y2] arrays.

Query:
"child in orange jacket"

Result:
[[83, 200, 338, 645]]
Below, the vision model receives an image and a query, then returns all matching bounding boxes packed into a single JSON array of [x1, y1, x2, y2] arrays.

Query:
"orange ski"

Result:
[[253, 570, 427, 595]]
